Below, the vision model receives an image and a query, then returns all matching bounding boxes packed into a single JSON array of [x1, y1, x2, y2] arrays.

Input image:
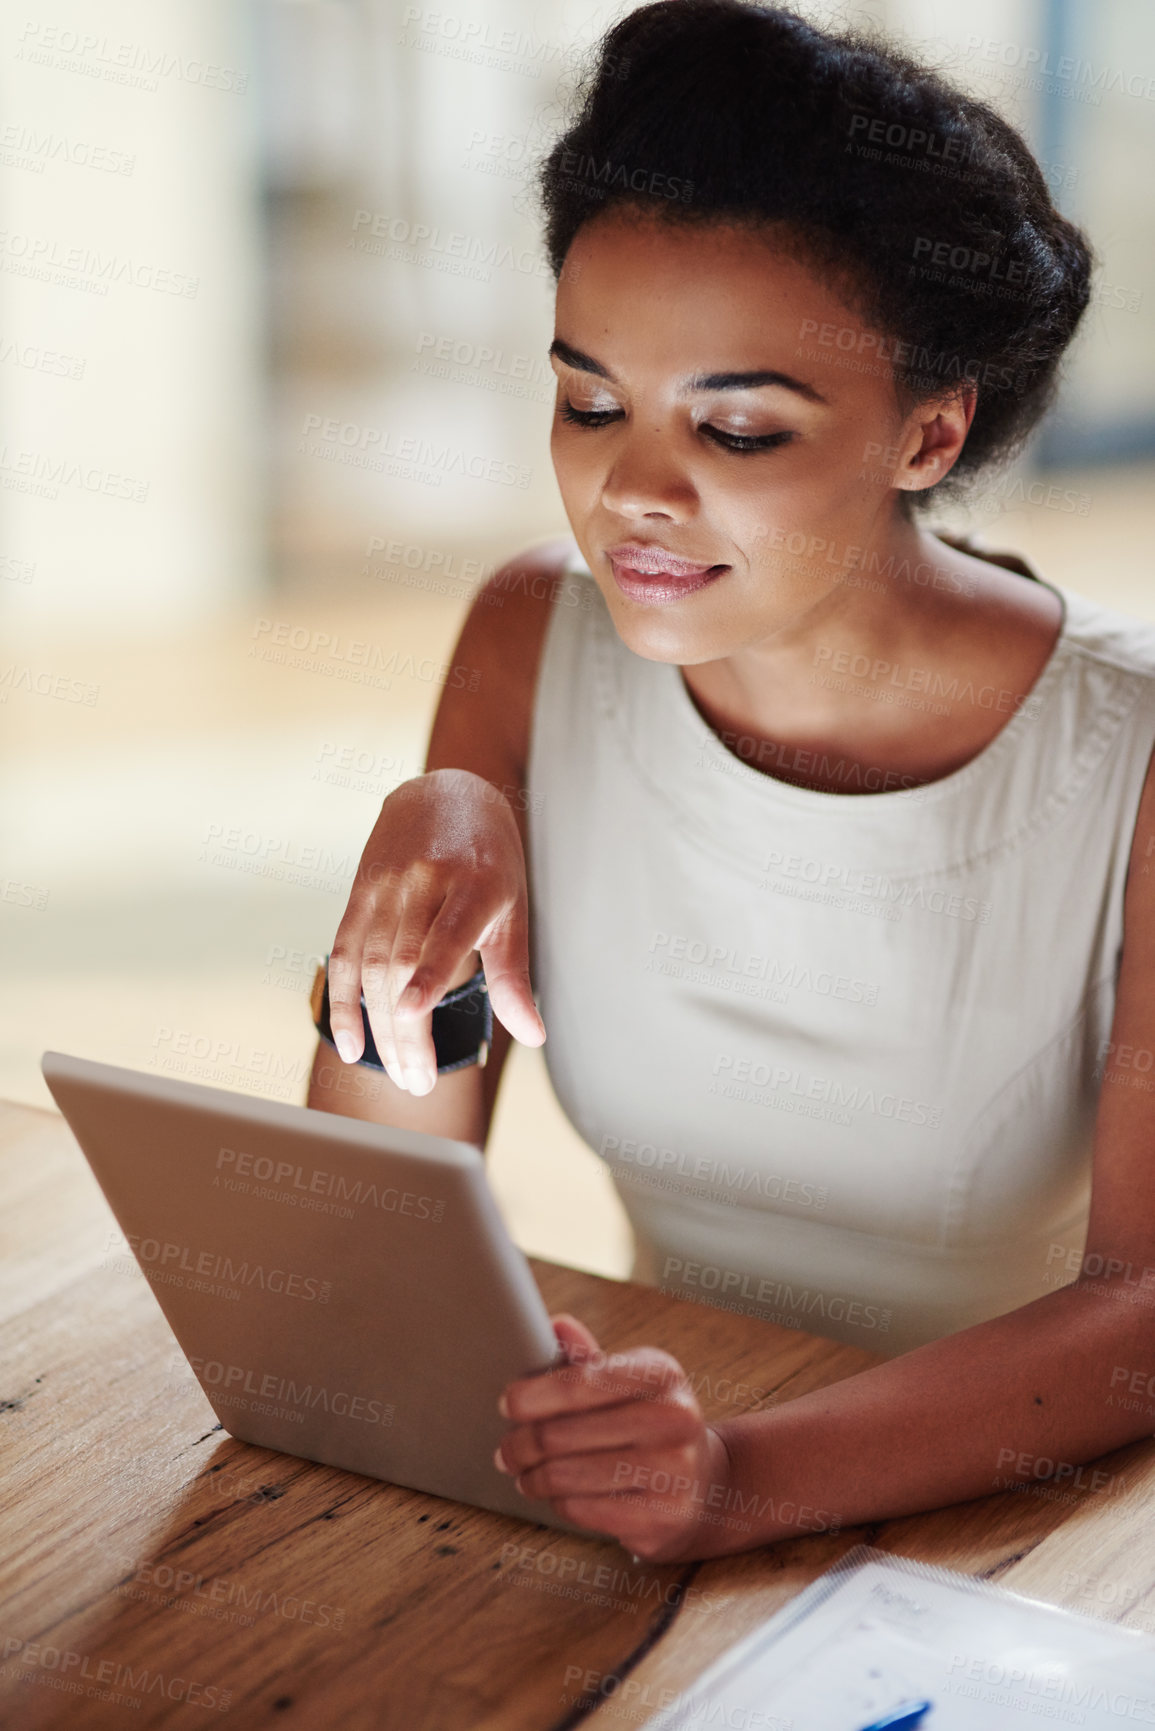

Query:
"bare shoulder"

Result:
[[425, 535, 580, 791], [932, 532, 1063, 636], [925, 533, 1064, 703]]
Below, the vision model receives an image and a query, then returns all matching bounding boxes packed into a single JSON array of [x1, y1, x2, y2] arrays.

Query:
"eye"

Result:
[[558, 400, 622, 428], [557, 400, 794, 454], [701, 426, 795, 454]]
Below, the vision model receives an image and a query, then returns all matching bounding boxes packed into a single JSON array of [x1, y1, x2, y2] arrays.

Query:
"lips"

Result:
[[606, 542, 719, 577], [606, 551, 729, 605]]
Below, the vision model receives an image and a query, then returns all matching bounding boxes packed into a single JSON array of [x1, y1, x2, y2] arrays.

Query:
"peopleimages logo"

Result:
[[0, 1636, 231, 1712], [761, 850, 992, 924], [105, 1229, 331, 1302], [711, 1055, 943, 1127], [663, 1255, 891, 1333], [648, 930, 880, 1004], [215, 1146, 444, 1220], [189, 1356, 395, 1427], [944, 1652, 1155, 1719], [598, 1132, 827, 1208]]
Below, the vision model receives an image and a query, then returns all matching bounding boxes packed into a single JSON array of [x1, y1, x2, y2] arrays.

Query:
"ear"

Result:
[[892, 381, 977, 494]]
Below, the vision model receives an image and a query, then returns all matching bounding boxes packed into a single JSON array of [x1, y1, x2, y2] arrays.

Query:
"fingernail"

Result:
[[334, 1031, 358, 1064], [396, 983, 422, 1011], [497, 1392, 509, 1418], [405, 1067, 433, 1096], [493, 1445, 508, 1473]]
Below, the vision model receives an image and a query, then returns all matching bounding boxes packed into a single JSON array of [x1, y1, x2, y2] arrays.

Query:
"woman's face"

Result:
[[549, 205, 967, 665]]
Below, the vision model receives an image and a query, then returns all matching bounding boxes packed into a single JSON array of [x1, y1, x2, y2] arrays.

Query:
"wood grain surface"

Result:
[[3, 1097, 1155, 1731]]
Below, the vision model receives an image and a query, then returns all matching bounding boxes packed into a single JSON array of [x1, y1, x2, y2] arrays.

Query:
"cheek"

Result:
[[549, 422, 578, 481], [827, 409, 909, 503], [746, 438, 894, 543], [733, 454, 888, 600], [550, 427, 603, 505], [724, 458, 833, 560]]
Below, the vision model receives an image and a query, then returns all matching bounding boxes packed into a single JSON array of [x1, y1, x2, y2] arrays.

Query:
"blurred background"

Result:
[[2, 0, 1153, 1279]]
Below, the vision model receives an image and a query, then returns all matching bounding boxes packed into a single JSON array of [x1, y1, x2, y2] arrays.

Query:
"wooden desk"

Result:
[[3, 1096, 1155, 1730]]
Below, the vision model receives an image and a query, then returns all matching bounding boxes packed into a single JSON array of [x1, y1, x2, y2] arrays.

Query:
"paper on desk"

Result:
[[643, 1546, 1155, 1731]]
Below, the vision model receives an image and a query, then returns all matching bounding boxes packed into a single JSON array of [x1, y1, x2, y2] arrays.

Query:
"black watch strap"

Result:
[[311, 959, 492, 1074]]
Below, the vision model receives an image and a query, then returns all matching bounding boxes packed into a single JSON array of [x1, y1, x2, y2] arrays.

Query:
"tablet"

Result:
[[41, 1050, 576, 1532]]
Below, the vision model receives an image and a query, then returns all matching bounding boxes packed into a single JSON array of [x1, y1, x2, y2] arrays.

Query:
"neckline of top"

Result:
[[565, 541, 1075, 811]]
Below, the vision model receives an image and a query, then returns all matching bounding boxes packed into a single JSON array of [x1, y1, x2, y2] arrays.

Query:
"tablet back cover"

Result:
[[42, 1051, 575, 1530]]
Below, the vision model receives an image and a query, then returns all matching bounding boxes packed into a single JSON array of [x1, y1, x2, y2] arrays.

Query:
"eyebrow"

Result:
[[548, 337, 829, 405]]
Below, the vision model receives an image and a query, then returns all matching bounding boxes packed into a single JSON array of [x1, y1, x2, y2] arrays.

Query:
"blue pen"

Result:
[[856, 1703, 933, 1731]]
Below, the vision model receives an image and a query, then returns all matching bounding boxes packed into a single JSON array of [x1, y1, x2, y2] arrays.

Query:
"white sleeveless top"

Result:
[[525, 545, 1155, 1356]]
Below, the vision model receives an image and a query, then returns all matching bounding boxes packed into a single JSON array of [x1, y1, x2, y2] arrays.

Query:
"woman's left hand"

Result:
[[494, 1313, 735, 1563]]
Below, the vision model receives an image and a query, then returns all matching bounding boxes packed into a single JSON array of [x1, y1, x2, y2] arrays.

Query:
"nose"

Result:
[[599, 428, 698, 522]]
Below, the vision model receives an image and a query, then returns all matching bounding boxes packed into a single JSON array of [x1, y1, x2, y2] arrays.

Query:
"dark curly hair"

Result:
[[534, 0, 1094, 513]]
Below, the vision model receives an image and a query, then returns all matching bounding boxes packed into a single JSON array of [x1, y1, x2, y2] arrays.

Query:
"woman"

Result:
[[307, 0, 1155, 1562]]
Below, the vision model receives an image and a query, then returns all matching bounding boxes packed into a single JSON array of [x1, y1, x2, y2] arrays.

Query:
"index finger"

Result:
[[326, 938, 373, 1063]]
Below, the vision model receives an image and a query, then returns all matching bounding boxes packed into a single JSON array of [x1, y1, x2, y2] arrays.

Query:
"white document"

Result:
[[644, 1546, 1155, 1730]]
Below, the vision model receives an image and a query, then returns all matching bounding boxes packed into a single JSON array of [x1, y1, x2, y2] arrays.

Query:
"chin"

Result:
[[602, 598, 733, 665]]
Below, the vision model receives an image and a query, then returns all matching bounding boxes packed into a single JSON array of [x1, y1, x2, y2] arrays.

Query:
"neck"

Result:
[[702, 520, 955, 717], [676, 519, 1055, 794]]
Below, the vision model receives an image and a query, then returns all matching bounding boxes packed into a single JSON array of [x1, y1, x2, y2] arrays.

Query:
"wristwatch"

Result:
[[310, 958, 492, 1074]]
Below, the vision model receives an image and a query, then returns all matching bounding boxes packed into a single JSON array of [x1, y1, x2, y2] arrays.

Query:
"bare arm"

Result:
[[710, 1274, 1155, 1557], [305, 540, 569, 1149]]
